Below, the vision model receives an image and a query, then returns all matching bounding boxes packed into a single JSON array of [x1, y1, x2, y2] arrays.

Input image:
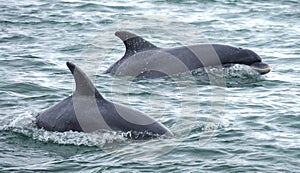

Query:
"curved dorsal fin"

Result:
[[66, 62, 103, 99], [115, 31, 159, 57]]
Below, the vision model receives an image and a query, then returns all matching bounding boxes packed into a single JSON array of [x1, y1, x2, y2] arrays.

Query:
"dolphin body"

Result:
[[104, 31, 270, 78], [36, 62, 173, 139]]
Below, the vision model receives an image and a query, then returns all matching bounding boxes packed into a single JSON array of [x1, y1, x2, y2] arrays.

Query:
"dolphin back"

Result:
[[36, 62, 173, 139]]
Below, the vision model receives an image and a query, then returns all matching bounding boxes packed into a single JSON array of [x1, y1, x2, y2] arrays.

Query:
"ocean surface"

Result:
[[0, 0, 299, 172]]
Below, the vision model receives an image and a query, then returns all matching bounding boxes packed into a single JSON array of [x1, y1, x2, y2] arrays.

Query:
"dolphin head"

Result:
[[240, 48, 271, 75]]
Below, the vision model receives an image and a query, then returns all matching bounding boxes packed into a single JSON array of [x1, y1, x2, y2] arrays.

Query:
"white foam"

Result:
[[2, 112, 126, 147]]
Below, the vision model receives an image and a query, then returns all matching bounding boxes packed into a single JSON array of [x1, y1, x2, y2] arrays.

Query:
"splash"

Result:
[[191, 64, 264, 86], [1, 112, 126, 147]]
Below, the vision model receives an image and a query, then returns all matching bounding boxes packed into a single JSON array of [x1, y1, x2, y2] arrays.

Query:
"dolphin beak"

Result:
[[250, 62, 271, 75]]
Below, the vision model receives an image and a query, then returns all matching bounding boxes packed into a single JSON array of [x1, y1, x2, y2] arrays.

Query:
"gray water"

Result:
[[1, 0, 300, 172]]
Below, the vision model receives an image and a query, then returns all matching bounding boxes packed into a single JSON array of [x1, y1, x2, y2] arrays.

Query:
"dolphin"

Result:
[[36, 62, 173, 139], [104, 31, 270, 78]]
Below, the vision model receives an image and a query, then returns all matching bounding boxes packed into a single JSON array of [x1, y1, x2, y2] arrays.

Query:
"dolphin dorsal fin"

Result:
[[66, 62, 103, 99], [115, 31, 158, 57]]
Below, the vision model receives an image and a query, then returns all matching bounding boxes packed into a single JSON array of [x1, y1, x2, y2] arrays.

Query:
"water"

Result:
[[1, 0, 299, 172]]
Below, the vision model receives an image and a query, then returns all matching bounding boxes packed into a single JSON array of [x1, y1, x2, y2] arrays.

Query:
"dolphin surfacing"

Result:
[[104, 31, 270, 78], [36, 62, 173, 139]]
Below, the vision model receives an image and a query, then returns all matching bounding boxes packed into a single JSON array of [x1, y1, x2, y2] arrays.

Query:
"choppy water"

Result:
[[1, 0, 300, 172]]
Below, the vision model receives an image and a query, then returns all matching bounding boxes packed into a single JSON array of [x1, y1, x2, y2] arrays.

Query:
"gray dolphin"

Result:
[[36, 62, 173, 139], [104, 31, 270, 78]]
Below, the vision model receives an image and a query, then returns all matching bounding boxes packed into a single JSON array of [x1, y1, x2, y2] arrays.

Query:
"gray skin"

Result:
[[36, 62, 173, 139], [104, 31, 270, 78]]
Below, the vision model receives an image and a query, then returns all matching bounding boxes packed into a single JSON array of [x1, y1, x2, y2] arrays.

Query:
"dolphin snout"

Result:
[[250, 62, 271, 75]]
